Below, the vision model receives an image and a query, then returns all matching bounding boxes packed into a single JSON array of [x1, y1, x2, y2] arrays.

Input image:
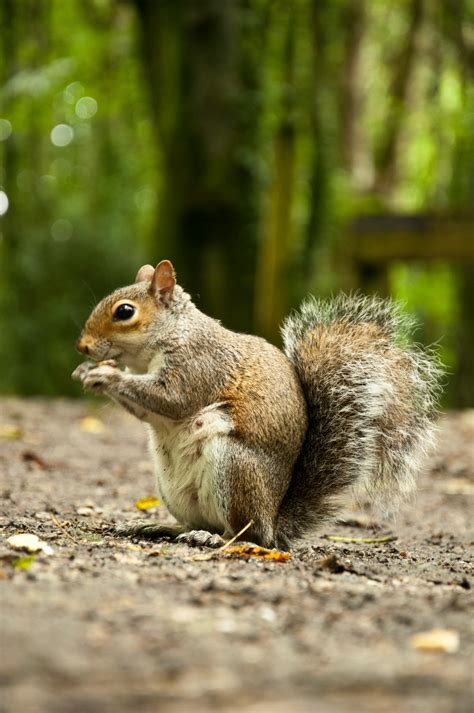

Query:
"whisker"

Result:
[[68, 315, 82, 330], [81, 279, 98, 308]]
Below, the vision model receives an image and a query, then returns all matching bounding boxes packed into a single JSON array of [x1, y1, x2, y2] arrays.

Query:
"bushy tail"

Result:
[[276, 294, 443, 547]]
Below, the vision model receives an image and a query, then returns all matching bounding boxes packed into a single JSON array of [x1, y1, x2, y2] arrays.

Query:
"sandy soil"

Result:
[[0, 398, 472, 713]]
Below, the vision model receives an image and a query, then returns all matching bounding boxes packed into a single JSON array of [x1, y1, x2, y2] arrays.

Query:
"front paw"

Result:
[[82, 362, 122, 394], [72, 361, 96, 382]]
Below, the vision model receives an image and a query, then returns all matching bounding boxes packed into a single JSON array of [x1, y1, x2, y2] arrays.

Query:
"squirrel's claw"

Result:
[[176, 530, 225, 549], [98, 359, 118, 368], [82, 363, 121, 393], [72, 359, 119, 383], [71, 361, 95, 382]]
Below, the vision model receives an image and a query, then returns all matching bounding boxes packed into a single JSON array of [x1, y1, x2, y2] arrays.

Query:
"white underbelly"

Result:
[[147, 404, 232, 531]]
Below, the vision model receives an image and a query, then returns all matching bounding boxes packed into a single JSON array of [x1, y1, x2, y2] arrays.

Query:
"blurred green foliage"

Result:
[[0, 0, 472, 404]]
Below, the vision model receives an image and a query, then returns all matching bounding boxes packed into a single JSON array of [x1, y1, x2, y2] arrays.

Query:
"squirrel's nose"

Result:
[[76, 336, 91, 355]]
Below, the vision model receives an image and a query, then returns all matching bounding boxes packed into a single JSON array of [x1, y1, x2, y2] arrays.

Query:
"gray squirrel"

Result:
[[73, 260, 442, 549]]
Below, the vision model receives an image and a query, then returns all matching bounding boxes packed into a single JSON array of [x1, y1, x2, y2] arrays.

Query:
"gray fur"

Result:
[[276, 293, 443, 547]]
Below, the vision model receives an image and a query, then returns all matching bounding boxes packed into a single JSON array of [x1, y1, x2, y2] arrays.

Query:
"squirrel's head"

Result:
[[76, 260, 185, 371]]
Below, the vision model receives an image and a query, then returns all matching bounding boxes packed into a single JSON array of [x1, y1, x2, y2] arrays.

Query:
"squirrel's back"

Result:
[[276, 294, 443, 547]]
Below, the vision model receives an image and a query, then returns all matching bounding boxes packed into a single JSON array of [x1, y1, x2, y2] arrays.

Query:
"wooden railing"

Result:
[[341, 214, 474, 293]]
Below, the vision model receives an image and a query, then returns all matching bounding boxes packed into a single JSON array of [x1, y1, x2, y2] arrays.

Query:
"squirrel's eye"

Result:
[[113, 303, 136, 321]]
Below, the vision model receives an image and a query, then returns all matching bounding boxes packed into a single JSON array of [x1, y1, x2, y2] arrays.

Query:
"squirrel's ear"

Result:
[[135, 264, 155, 284], [152, 260, 176, 304]]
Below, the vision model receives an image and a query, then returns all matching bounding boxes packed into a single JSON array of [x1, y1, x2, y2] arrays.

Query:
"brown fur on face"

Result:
[[76, 283, 161, 363]]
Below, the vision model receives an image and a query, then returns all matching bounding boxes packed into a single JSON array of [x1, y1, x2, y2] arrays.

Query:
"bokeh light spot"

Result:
[[75, 97, 98, 120], [51, 124, 74, 147], [0, 119, 12, 141], [51, 219, 73, 242], [0, 191, 9, 216]]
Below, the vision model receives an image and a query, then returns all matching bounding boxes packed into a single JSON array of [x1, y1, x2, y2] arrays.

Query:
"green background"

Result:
[[0, 0, 472, 404]]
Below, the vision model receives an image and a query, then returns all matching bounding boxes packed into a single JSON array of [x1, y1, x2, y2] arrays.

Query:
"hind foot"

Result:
[[176, 530, 225, 548]]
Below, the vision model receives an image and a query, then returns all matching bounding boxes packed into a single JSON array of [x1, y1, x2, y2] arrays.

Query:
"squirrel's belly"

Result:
[[147, 405, 232, 531]]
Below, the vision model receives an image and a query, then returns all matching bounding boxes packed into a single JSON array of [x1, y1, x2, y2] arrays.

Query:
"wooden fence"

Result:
[[342, 214, 474, 293]]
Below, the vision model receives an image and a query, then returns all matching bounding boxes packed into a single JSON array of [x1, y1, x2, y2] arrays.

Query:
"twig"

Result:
[[192, 520, 254, 561], [50, 515, 80, 545]]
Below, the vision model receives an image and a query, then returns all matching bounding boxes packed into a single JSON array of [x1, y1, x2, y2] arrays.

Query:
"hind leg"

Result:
[[112, 521, 229, 549], [216, 438, 291, 548]]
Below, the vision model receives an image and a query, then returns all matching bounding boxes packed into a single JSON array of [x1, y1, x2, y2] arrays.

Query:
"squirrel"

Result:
[[72, 260, 442, 549]]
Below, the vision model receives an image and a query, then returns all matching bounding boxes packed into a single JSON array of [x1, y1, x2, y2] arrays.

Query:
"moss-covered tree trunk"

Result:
[[133, 0, 263, 331], [0, 0, 52, 393], [254, 2, 296, 342]]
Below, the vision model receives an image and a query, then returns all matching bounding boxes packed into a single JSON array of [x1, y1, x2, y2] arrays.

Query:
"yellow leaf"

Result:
[[410, 628, 460, 653], [436, 478, 474, 495], [0, 424, 23, 440], [13, 555, 36, 570], [223, 544, 291, 561], [325, 535, 397, 544], [134, 496, 161, 511], [79, 416, 105, 434]]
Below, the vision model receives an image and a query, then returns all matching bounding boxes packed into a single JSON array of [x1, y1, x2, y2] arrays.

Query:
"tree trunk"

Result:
[[301, 1, 334, 294], [254, 2, 296, 342], [441, 0, 474, 406], [133, 0, 263, 331], [340, 0, 371, 190], [375, 0, 424, 197], [0, 0, 19, 389]]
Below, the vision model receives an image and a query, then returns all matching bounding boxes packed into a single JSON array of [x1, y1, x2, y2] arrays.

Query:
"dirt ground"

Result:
[[0, 398, 472, 713]]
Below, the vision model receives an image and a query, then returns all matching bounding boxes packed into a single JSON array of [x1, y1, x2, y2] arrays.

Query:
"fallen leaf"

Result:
[[324, 535, 397, 544], [134, 496, 160, 510], [0, 424, 23, 440], [195, 543, 291, 562], [79, 416, 105, 434], [223, 544, 291, 561], [410, 628, 460, 653], [13, 555, 36, 570], [436, 478, 474, 495], [22, 450, 48, 469], [7, 533, 54, 556], [193, 521, 256, 561]]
